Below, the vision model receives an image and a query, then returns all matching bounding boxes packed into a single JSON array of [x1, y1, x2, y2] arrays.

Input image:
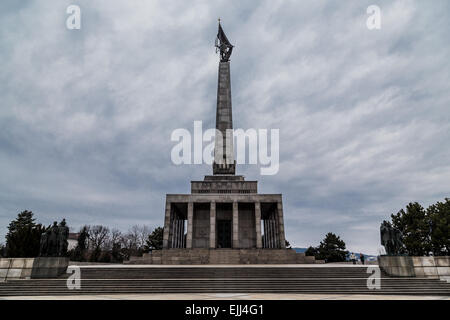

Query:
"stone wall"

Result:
[[0, 257, 69, 280], [238, 203, 256, 248], [378, 256, 450, 278], [0, 258, 35, 280], [192, 203, 210, 248], [126, 248, 321, 265]]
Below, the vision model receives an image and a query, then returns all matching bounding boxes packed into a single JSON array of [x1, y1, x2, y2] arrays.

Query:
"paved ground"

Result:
[[1, 293, 449, 300]]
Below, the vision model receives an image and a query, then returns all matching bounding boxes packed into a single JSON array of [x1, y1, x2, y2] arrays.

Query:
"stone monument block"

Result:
[[31, 257, 69, 278]]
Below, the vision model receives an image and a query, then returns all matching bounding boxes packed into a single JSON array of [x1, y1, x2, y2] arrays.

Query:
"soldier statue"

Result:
[[380, 220, 404, 255], [215, 19, 234, 62], [47, 221, 59, 256], [39, 219, 69, 257], [57, 219, 69, 256], [39, 229, 50, 257]]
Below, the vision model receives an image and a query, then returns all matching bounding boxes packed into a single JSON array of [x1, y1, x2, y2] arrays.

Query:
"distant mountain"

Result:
[[292, 247, 307, 253]]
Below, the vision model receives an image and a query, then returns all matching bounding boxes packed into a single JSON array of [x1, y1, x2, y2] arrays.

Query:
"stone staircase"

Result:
[[1, 265, 450, 296]]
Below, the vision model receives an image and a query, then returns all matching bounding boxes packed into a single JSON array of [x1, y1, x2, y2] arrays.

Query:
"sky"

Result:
[[0, 0, 449, 255]]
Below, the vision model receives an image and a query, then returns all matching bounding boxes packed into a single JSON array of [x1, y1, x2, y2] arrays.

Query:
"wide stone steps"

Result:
[[71, 267, 376, 279], [1, 266, 449, 296]]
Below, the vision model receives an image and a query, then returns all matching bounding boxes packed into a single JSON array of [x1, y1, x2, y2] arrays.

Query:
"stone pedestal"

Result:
[[378, 256, 450, 278], [125, 248, 321, 265], [0, 257, 69, 280], [31, 257, 69, 278]]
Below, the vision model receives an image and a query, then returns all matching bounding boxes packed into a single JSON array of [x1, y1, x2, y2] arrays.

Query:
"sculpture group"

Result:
[[380, 220, 404, 255], [39, 219, 69, 257]]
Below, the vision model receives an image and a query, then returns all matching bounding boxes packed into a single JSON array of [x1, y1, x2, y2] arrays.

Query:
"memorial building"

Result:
[[137, 22, 316, 264]]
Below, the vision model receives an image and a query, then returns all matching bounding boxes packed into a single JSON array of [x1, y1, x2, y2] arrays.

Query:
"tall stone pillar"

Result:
[[182, 219, 185, 248], [186, 202, 193, 249], [269, 215, 275, 248], [255, 202, 262, 249], [171, 215, 176, 248], [273, 212, 280, 249], [273, 213, 279, 248], [277, 201, 286, 248], [176, 218, 181, 248], [163, 201, 171, 249], [210, 201, 216, 248], [172, 218, 176, 248], [180, 219, 184, 248], [178, 218, 182, 248], [263, 219, 267, 248], [232, 201, 239, 248]]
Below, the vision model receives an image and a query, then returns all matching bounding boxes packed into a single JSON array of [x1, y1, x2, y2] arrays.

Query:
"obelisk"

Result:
[[213, 21, 236, 175]]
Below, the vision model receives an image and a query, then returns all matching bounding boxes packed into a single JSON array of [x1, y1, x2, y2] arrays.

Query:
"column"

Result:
[[273, 212, 280, 249], [269, 215, 275, 248], [263, 219, 267, 248], [171, 215, 176, 248], [176, 218, 181, 248], [186, 202, 193, 248], [277, 201, 286, 249], [273, 213, 279, 248], [178, 218, 182, 248], [182, 219, 186, 248], [232, 201, 239, 248], [255, 202, 262, 249], [173, 217, 178, 248], [210, 201, 216, 249], [162, 201, 171, 249]]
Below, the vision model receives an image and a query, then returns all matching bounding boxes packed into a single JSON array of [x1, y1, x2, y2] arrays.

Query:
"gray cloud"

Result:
[[1, 0, 449, 254]]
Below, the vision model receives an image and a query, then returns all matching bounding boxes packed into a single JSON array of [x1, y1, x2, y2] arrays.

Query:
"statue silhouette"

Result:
[[39, 219, 69, 257], [380, 220, 404, 255]]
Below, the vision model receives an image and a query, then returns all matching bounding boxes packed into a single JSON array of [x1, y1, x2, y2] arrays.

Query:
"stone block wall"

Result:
[[0, 257, 69, 280], [238, 203, 256, 248], [125, 249, 319, 265], [193, 204, 210, 248], [378, 256, 450, 278]]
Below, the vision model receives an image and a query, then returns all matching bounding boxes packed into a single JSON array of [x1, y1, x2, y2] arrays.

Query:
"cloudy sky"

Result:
[[1, 0, 449, 254]]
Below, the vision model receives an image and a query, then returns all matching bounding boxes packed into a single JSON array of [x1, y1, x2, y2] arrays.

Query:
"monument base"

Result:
[[378, 256, 450, 278], [0, 257, 69, 280], [126, 249, 323, 265]]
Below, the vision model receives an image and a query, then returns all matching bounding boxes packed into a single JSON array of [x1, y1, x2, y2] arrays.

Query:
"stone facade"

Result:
[[162, 193, 286, 250]]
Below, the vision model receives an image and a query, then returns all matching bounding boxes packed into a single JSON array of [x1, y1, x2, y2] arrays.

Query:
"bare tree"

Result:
[[138, 225, 151, 250], [125, 225, 140, 252], [119, 225, 151, 259], [110, 228, 122, 246], [87, 225, 110, 252]]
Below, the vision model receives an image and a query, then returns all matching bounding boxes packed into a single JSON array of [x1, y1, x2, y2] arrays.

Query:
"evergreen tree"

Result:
[[305, 246, 317, 257], [391, 202, 430, 256], [5, 210, 44, 257], [427, 198, 450, 256], [313, 232, 348, 262], [146, 227, 164, 250], [72, 226, 89, 261], [0, 243, 5, 257]]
